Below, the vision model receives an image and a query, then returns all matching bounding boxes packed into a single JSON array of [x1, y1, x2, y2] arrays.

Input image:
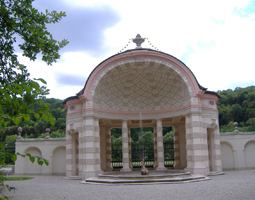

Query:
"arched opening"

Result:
[[52, 146, 66, 175], [67, 130, 79, 176], [244, 141, 255, 169], [24, 147, 42, 174], [92, 59, 191, 112], [130, 127, 154, 168], [163, 126, 175, 168], [220, 142, 234, 170], [111, 128, 122, 169], [207, 128, 214, 171]]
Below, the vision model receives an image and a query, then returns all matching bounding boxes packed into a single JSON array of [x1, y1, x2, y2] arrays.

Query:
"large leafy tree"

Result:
[[0, 0, 68, 128]]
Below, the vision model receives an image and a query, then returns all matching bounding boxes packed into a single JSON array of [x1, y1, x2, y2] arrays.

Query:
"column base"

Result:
[[185, 167, 209, 176], [82, 170, 103, 180], [105, 167, 113, 172], [156, 166, 167, 171], [120, 167, 132, 172], [174, 166, 184, 170]]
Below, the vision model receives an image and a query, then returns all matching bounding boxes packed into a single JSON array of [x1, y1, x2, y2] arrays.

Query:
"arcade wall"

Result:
[[220, 133, 255, 170], [15, 139, 66, 175], [14, 133, 255, 175]]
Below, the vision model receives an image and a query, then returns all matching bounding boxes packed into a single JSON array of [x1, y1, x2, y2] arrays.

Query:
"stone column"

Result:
[[66, 129, 73, 177], [121, 120, 132, 172], [100, 127, 107, 171], [105, 127, 113, 171], [72, 134, 76, 175], [173, 126, 180, 169], [185, 114, 209, 176], [128, 128, 133, 170], [82, 117, 102, 179], [203, 125, 210, 172], [153, 126, 158, 169], [207, 128, 214, 171], [212, 128, 223, 172], [78, 129, 84, 178], [156, 119, 167, 171], [178, 124, 187, 169]]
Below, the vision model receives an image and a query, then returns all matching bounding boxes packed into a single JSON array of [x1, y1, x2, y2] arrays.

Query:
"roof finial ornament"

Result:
[[133, 34, 145, 49], [234, 122, 239, 134]]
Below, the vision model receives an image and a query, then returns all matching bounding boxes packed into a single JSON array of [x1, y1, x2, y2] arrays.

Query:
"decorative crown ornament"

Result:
[[132, 34, 145, 49]]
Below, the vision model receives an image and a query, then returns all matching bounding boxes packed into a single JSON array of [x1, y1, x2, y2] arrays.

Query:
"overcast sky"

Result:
[[18, 0, 255, 100]]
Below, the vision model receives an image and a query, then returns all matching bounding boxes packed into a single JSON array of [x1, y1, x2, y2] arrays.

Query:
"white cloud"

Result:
[[17, 0, 255, 100]]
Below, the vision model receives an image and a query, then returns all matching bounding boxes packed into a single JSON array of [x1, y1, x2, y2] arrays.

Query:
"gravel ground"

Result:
[[3, 170, 255, 200]]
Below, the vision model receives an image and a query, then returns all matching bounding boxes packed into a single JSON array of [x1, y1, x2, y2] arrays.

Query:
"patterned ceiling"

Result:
[[92, 59, 191, 111]]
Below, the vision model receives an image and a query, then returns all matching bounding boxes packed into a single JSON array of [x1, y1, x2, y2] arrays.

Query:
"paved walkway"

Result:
[[4, 170, 255, 200]]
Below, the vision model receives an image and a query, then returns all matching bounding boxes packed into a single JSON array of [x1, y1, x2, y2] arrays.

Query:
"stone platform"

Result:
[[82, 170, 210, 185]]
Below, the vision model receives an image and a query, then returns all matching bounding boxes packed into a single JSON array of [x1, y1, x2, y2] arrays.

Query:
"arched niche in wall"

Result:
[[52, 146, 66, 175], [23, 147, 42, 174], [244, 140, 255, 169], [220, 141, 234, 170]]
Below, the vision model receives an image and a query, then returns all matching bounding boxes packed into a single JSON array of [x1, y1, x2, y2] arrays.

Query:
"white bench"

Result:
[[0, 168, 12, 176]]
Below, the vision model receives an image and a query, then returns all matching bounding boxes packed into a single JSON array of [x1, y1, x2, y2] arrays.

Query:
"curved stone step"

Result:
[[83, 170, 210, 184]]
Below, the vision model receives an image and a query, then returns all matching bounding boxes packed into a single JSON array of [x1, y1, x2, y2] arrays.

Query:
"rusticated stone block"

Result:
[[186, 132, 207, 139], [157, 146, 164, 152], [157, 157, 164, 162], [66, 149, 72, 154], [186, 144, 207, 150], [66, 159, 73, 164], [122, 148, 129, 153], [66, 139, 72, 144]]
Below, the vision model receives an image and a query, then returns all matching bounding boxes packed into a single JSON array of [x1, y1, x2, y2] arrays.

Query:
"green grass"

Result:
[[4, 177, 34, 181]]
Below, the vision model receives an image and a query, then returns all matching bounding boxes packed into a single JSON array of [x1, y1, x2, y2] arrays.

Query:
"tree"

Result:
[[0, 1, 67, 198], [5, 134, 17, 143], [163, 131, 174, 143], [231, 104, 243, 123], [0, 0, 68, 128], [246, 118, 255, 131]]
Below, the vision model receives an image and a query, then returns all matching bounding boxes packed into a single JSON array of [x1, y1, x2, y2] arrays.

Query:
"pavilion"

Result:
[[63, 34, 222, 180]]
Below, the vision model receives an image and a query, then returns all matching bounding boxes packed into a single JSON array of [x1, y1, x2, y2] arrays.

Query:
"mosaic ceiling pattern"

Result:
[[93, 59, 191, 111]]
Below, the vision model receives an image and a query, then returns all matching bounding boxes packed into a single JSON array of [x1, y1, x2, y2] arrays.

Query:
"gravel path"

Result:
[[4, 170, 255, 200]]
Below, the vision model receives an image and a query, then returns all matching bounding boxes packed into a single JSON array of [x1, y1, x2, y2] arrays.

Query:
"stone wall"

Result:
[[220, 132, 255, 170], [14, 133, 255, 176], [15, 138, 66, 175]]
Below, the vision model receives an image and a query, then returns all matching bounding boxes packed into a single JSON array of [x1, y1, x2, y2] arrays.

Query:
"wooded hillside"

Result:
[[0, 98, 66, 142], [217, 86, 255, 132], [1, 85, 255, 142]]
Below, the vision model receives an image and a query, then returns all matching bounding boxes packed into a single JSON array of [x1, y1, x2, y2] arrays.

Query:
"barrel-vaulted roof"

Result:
[[63, 48, 220, 111]]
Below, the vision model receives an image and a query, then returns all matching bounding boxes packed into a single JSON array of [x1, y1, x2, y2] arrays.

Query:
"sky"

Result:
[[18, 0, 255, 100]]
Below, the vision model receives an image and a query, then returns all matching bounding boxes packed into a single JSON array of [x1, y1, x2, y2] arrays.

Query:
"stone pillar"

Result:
[[100, 127, 107, 171], [185, 114, 209, 176], [82, 117, 102, 179], [121, 120, 132, 172], [173, 126, 180, 169], [128, 128, 133, 170], [66, 129, 75, 177], [72, 134, 76, 175], [156, 119, 167, 171], [100, 126, 112, 171], [78, 129, 84, 178], [212, 128, 223, 172], [173, 124, 187, 169], [178, 124, 187, 169], [207, 128, 213, 171], [105, 127, 113, 171], [203, 125, 210, 172], [153, 126, 158, 169]]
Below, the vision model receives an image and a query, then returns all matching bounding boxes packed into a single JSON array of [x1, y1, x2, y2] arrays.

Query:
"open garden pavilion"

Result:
[[63, 36, 222, 180]]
